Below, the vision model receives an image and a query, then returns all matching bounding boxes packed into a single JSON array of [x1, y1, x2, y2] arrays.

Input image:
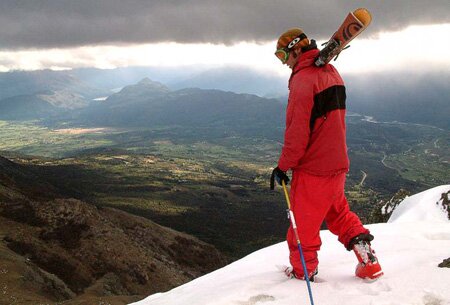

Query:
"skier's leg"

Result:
[[324, 173, 383, 279], [287, 171, 334, 277], [324, 172, 369, 249]]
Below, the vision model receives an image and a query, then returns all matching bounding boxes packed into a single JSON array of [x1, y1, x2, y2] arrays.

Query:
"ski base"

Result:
[[315, 8, 372, 66]]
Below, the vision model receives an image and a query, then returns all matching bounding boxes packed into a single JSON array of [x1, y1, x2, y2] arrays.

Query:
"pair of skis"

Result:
[[315, 8, 372, 67]]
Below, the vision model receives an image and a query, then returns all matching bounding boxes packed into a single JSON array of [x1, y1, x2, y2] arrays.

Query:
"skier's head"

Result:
[[275, 28, 310, 68]]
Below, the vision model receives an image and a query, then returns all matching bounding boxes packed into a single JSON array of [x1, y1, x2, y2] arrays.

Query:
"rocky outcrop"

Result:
[[0, 156, 227, 304], [438, 258, 450, 268], [438, 191, 449, 220], [0, 197, 226, 303], [370, 189, 411, 223]]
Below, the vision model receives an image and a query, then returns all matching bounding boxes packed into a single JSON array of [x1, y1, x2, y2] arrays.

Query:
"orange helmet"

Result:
[[275, 28, 310, 63]]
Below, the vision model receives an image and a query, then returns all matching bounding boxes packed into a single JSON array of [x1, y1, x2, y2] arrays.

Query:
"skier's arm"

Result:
[[277, 83, 313, 172]]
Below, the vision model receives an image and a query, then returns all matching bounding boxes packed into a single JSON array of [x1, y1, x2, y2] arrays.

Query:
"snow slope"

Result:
[[131, 185, 450, 305], [388, 185, 449, 224]]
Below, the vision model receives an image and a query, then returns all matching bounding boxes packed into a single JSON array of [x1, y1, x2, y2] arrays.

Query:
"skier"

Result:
[[271, 28, 383, 281]]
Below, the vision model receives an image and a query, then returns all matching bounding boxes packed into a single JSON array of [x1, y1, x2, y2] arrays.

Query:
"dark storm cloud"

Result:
[[1, 0, 449, 50]]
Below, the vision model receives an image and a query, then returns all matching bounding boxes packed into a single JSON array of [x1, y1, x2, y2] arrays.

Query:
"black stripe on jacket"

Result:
[[310, 85, 346, 131]]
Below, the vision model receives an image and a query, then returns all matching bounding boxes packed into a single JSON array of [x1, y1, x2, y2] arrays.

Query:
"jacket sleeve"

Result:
[[277, 81, 314, 172]]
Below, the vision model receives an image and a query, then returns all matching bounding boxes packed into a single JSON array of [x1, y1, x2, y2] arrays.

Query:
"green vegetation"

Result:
[[1, 118, 448, 259], [0, 121, 114, 157]]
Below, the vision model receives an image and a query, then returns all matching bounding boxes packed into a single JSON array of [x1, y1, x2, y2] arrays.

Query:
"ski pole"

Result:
[[282, 180, 315, 305]]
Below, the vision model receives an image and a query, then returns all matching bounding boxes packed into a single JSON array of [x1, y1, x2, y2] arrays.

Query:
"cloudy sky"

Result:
[[1, 0, 449, 74]]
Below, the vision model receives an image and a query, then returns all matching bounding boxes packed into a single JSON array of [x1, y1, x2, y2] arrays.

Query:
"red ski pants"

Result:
[[287, 171, 369, 277]]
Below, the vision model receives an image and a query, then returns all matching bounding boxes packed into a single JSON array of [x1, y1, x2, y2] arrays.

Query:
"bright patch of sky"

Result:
[[0, 24, 449, 75]]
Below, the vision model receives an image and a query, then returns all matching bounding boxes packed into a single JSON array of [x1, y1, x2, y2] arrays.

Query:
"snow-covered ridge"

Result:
[[388, 185, 449, 224], [131, 185, 450, 305]]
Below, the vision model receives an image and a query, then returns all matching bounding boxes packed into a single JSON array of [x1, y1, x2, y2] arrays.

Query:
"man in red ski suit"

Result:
[[271, 28, 383, 281]]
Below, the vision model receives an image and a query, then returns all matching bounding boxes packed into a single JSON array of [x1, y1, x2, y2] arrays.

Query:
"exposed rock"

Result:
[[370, 189, 411, 223], [438, 258, 450, 268], [438, 191, 449, 220]]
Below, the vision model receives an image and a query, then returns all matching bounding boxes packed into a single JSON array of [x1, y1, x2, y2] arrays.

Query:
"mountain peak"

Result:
[[105, 78, 170, 104], [136, 77, 170, 91], [118, 78, 169, 94], [137, 77, 153, 84]]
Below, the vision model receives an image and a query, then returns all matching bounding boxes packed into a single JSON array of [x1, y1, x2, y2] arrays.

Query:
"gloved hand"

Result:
[[270, 166, 290, 190]]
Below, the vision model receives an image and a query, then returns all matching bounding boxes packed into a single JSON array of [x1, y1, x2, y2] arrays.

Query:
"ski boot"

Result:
[[284, 266, 318, 282], [349, 233, 384, 280]]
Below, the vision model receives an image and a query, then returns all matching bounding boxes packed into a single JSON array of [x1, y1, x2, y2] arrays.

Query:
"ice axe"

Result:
[[282, 180, 315, 305]]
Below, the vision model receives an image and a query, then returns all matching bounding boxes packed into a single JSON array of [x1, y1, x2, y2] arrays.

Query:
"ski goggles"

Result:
[[274, 33, 307, 63]]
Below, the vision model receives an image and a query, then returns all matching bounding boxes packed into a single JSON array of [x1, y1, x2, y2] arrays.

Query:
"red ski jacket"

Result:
[[278, 48, 349, 175]]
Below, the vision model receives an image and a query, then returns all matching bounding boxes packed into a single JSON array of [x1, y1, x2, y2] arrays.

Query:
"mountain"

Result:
[[0, 156, 227, 304], [69, 66, 284, 97], [77, 78, 284, 137], [37, 90, 89, 109], [71, 66, 205, 91], [0, 94, 61, 120], [0, 69, 109, 120], [132, 185, 450, 305], [0, 90, 89, 120], [170, 66, 288, 98], [0, 70, 108, 100], [345, 72, 450, 130], [106, 78, 171, 104], [168, 68, 450, 130], [1, 68, 448, 130]]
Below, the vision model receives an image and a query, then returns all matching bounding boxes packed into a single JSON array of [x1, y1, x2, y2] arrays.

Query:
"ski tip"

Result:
[[353, 8, 372, 27]]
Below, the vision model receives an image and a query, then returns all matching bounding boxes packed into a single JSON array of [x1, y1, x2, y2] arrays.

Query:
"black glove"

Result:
[[270, 167, 290, 190]]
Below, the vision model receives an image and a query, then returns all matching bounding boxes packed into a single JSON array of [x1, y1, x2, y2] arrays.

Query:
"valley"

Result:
[[0, 70, 448, 304], [1, 115, 448, 258]]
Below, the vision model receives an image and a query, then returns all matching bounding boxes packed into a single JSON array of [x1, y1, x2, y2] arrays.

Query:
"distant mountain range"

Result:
[[73, 78, 285, 139], [0, 70, 108, 120], [0, 93, 60, 120], [169, 66, 287, 98], [0, 90, 90, 120], [0, 67, 448, 129], [0, 70, 107, 100], [345, 71, 450, 130]]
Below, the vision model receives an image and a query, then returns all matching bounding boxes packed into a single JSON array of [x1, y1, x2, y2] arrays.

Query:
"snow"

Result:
[[381, 202, 395, 215], [93, 96, 108, 101], [131, 185, 450, 305], [388, 185, 449, 224]]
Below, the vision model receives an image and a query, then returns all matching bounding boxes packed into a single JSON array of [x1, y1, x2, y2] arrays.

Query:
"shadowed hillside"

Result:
[[0, 156, 226, 304]]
